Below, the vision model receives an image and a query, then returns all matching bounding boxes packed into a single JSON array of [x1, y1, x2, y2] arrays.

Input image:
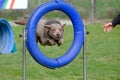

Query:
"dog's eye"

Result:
[[52, 29, 56, 32], [59, 29, 63, 31]]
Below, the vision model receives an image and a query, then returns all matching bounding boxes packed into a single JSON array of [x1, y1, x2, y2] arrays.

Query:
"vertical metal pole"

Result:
[[83, 27, 87, 80], [22, 28, 27, 80], [91, 0, 94, 23], [91, 0, 96, 23]]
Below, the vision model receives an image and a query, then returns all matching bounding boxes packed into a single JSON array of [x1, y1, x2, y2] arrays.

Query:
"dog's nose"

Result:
[[57, 33, 60, 38]]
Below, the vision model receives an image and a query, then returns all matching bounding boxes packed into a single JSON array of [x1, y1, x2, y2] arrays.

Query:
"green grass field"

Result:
[[0, 24, 120, 80]]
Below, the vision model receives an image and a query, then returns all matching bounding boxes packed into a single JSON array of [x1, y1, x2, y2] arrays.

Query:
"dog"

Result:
[[36, 20, 66, 46], [15, 19, 66, 46]]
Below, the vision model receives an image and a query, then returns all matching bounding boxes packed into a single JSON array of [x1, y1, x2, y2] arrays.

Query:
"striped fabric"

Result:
[[0, 0, 28, 9]]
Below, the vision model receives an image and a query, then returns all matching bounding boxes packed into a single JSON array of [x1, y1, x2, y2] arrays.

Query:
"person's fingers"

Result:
[[103, 24, 109, 32], [103, 22, 113, 32], [103, 23, 110, 27], [106, 26, 112, 32], [106, 27, 110, 32], [103, 27, 107, 32], [104, 27, 107, 32]]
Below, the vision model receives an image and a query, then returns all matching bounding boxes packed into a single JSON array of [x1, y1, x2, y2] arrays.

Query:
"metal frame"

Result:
[[21, 28, 27, 80], [83, 27, 87, 80], [21, 28, 87, 80]]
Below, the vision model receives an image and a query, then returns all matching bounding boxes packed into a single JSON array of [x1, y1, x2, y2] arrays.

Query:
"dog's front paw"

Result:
[[57, 39, 63, 46], [48, 39, 56, 46]]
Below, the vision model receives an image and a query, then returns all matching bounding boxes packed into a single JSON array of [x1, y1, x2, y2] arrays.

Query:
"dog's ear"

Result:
[[44, 25, 51, 29], [62, 23, 66, 30], [44, 25, 51, 32]]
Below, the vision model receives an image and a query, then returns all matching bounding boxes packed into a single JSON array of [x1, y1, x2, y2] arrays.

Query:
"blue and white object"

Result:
[[0, 0, 28, 10], [0, 18, 16, 54]]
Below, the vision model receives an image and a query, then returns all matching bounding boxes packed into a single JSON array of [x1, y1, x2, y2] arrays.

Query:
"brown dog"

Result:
[[36, 20, 66, 46], [15, 19, 66, 46]]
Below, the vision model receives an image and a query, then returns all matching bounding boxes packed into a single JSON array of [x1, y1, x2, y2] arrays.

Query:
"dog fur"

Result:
[[36, 20, 66, 46]]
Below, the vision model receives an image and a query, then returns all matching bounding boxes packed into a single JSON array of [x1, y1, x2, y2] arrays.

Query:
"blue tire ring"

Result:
[[26, 1, 84, 69]]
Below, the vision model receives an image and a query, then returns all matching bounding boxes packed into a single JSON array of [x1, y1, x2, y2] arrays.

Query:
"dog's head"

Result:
[[44, 23, 66, 40]]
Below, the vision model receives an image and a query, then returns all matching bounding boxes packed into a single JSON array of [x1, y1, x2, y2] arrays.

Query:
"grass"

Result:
[[86, 24, 120, 80], [0, 23, 120, 80]]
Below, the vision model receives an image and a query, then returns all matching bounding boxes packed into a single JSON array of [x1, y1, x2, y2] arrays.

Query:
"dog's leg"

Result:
[[37, 36, 48, 46], [57, 38, 63, 46], [48, 39, 56, 46]]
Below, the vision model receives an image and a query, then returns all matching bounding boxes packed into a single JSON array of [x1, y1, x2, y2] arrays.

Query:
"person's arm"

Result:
[[112, 13, 120, 27]]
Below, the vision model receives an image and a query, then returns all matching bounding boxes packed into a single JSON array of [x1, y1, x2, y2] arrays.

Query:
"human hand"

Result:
[[103, 22, 113, 32]]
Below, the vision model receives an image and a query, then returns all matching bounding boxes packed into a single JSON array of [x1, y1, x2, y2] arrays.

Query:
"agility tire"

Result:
[[26, 0, 84, 69]]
